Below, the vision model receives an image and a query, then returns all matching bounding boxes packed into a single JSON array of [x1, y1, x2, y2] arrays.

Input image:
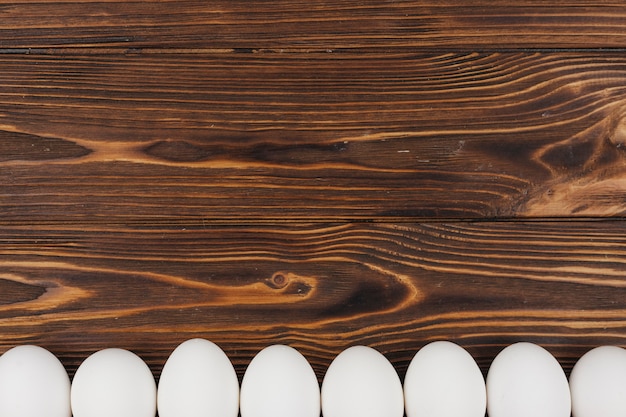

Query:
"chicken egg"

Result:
[[486, 342, 570, 417], [404, 341, 486, 417], [321, 345, 403, 417], [157, 338, 239, 417], [71, 348, 156, 417], [240, 344, 320, 417], [570, 345, 626, 417], [0, 345, 71, 417]]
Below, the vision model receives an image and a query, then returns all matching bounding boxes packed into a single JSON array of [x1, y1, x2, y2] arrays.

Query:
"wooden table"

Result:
[[2, 0, 626, 384]]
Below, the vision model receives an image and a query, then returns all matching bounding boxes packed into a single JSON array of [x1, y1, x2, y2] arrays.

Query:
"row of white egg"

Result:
[[0, 339, 625, 417]]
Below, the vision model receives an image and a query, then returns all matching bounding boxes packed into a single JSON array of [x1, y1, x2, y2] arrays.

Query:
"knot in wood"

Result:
[[273, 273, 286, 286], [610, 116, 626, 149], [265, 272, 289, 289]]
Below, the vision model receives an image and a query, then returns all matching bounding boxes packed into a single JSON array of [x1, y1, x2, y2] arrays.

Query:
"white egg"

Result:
[[404, 341, 486, 417], [570, 345, 626, 417], [486, 342, 570, 417], [71, 348, 156, 417], [321, 345, 403, 417], [240, 344, 320, 417], [0, 345, 71, 417], [157, 338, 239, 417]]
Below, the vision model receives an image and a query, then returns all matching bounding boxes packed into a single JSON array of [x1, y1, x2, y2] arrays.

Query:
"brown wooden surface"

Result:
[[2, 0, 626, 395], [2, 1, 626, 51], [2, 221, 626, 381], [3, 52, 626, 221]]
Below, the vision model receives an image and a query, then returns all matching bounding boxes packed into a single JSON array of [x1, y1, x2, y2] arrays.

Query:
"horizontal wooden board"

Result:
[[0, 221, 625, 379], [1, 1, 626, 51], [2, 52, 626, 221]]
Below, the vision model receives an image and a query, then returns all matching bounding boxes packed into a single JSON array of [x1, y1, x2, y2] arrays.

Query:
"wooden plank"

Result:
[[0, 221, 624, 378], [2, 52, 626, 221], [1, 1, 626, 51]]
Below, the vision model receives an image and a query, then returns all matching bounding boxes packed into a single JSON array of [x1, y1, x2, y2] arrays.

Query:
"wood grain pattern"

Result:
[[0, 221, 624, 379], [1, 1, 626, 51], [2, 52, 626, 220]]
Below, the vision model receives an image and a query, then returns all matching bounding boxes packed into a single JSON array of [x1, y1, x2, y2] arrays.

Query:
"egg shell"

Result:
[[240, 344, 320, 417], [321, 345, 404, 417], [486, 342, 571, 417], [157, 338, 239, 417], [404, 341, 486, 417], [570, 345, 626, 417], [71, 348, 156, 417], [0, 345, 71, 417]]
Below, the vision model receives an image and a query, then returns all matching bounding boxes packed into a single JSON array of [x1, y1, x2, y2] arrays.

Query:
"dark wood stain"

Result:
[[2, 1, 626, 50], [2, 222, 626, 378], [2, 53, 626, 219], [1, 0, 625, 386]]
